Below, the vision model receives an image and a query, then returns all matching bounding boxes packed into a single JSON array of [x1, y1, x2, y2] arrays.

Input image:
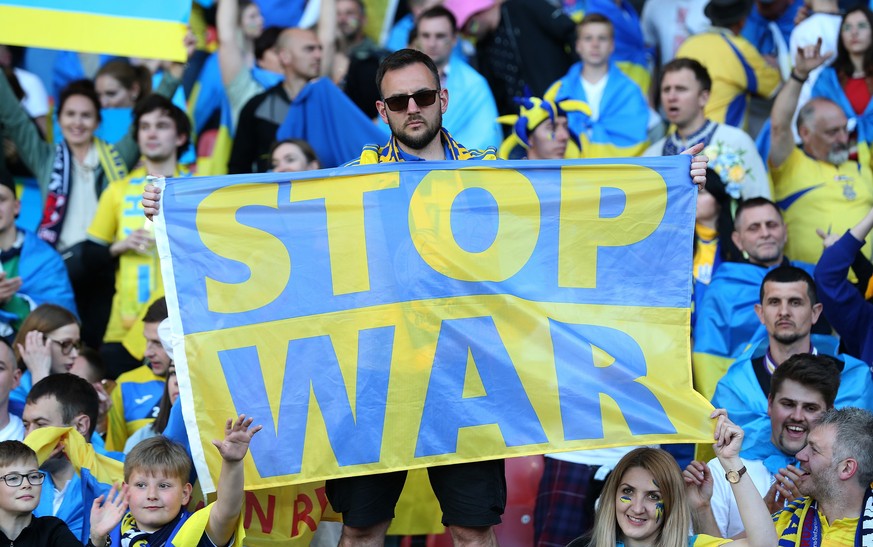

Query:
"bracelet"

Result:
[[790, 71, 808, 84]]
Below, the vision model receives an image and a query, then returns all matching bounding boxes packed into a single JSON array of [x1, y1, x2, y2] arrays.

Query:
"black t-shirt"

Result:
[[0, 515, 81, 546]]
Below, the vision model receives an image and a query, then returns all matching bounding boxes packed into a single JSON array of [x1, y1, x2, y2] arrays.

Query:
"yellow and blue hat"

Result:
[[496, 82, 591, 159]]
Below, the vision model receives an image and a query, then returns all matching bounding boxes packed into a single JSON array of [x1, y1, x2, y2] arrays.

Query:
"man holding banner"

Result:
[[335, 49, 506, 547], [143, 48, 712, 546]]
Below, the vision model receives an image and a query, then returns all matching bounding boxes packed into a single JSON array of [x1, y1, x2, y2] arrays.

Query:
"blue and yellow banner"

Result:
[[156, 157, 715, 493], [0, 0, 190, 61]]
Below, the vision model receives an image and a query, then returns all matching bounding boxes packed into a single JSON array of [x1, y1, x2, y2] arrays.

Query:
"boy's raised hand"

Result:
[[90, 483, 129, 543], [212, 414, 262, 462]]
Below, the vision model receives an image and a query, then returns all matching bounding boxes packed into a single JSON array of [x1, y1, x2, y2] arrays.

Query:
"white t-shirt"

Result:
[[58, 146, 100, 252], [0, 415, 24, 442], [581, 73, 608, 123], [707, 457, 773, 538]]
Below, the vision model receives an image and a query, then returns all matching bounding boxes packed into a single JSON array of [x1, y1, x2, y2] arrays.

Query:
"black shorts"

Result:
[[325, 459, 506, 528]]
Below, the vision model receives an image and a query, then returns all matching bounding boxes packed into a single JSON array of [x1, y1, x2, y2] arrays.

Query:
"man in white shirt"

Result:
[[687, 353, 839, 537], [554, 13, 650, 157], [412, 6, 502, 150], [22, 373, 103, 543]]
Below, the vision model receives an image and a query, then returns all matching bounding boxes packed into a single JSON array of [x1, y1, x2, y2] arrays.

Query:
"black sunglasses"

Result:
[[383, 89, 439, 112]]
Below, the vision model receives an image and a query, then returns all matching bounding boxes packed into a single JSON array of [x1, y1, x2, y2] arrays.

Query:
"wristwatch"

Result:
[[725, 466, 747, 484]]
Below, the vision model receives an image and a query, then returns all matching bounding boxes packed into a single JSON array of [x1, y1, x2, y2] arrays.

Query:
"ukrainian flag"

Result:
[[0, 0, 191, 61]]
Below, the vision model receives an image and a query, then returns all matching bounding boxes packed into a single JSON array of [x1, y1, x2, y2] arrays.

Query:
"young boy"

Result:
[[0, 440, 80, 545], [89, 415, 261, 547]]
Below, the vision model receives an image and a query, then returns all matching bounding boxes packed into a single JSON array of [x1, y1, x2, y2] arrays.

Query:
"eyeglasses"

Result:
[[382, 89, 439, 112], [0, 471, 46, 487], [46, 337, 82, 355]]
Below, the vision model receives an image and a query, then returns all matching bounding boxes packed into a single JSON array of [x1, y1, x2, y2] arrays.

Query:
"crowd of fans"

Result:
[[1, 0, 873, 545]]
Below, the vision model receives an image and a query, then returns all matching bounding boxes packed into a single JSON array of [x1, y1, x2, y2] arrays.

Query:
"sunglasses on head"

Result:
[[382, 89, 439, 112]]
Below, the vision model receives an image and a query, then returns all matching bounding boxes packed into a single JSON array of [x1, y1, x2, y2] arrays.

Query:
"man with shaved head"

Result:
[[768, 38, 873, 266], [229, 27, 323, 173]]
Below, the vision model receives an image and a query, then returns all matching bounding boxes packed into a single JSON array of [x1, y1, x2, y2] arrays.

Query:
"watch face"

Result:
[[726, 470, 739, 483]]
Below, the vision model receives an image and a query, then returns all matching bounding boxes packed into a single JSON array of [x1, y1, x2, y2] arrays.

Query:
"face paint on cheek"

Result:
[[655, 501, 664, 522], [620, 496, 632, 504]]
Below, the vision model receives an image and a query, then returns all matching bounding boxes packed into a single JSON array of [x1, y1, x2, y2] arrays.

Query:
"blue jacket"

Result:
[[815, 231, 873, 365], [692, 260, 815, 400], [13, 228, 77, 318], [740, 0, 803, 58], [694, 260, 815, 360], [442, 57, 502, 151], [276, 77, 389, 168]]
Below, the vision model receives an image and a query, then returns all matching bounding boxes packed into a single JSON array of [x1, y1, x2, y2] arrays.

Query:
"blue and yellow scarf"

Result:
[[38, 138, 127, 247]]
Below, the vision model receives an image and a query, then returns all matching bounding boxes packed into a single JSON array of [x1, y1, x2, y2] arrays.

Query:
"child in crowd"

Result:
[[0, 440, 80, 545], [89, 414, 261, 547]]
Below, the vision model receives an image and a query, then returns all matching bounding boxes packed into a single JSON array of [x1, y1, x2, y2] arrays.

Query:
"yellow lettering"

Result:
[[291, 173, 400, 295], [408, 169, 540, 281], [199, 183, 290, 313], [558, 165, 667, 288]]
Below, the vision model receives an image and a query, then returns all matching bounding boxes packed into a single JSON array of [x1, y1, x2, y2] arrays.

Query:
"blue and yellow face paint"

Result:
[[619, 496, 632, 504], [655, 501, 664, 522]]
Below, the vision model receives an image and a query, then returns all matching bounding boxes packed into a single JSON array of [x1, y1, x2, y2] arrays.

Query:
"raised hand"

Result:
[[211, 414, 263, 463], [712, 408, 744, 459], [683, 460, 714, 511], [17, 330, 53, 381], [816, 227, 840, 248], [90, 483, 129, 541], [794, 37, 833, 79]]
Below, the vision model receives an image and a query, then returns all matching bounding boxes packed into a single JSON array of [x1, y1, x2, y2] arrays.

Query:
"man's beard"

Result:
[[772, 330, 804, 346], [390, 112, 442, 151], [827, 145, 849, 165], [800, 463, 839, 502]]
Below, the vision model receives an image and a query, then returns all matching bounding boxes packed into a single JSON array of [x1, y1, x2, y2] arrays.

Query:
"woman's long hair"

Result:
[[834, 7, 873, 81], [583, 448, 690, 547]]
